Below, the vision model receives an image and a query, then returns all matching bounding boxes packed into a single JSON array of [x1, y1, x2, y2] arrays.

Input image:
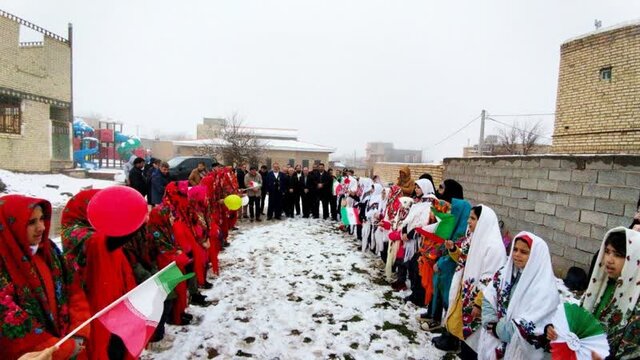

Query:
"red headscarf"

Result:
[[0, 194, 90, 359], [60, 189, 100, 286]]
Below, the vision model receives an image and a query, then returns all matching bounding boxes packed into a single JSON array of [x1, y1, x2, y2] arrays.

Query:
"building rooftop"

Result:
[[563, 18, 640, 44], [173, 138, 335, 153]]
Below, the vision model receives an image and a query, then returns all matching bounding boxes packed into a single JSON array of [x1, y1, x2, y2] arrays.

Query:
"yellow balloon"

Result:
[[224, 194, 242, 211]]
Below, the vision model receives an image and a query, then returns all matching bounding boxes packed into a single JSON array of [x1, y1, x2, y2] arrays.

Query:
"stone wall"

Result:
[[372, 162, 444, 187], [552, 22, 640, 154], [443, 155, 640, 276]]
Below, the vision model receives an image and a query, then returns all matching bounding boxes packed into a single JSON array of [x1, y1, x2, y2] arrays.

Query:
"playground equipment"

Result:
[[72, 118, 145, 169], [73, 137, 100, 169]]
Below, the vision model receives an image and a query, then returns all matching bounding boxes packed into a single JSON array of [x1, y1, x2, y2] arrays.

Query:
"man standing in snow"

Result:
[[265, 163, 286, 220], [313, 163, 332, 219], [259, 165, 268, 215], [293, 164, 303, 216], [150, 162, 170, 205], [128, 157, 147, 196], [298, 166, 315, 218], [244, 166, 263, 221], [236, 163, 249, 219]]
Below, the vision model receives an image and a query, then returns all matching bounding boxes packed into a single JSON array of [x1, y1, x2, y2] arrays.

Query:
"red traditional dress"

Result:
[[60, 189, 100, 288], [60, 189, 137, 359], [0, 195, 91, 360]]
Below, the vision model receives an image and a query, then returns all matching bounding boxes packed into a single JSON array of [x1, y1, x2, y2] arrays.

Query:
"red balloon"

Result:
[[87, 186, 148, 237]]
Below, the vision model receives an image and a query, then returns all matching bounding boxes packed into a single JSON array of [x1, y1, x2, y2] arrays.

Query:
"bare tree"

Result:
[[196, 113, 267, 166], [496, 120, 544, 155], [497, 125, 519, 155], [519, 121, 543, 155]]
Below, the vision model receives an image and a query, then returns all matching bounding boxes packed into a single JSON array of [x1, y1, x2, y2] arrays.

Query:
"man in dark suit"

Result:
[[265, 162, 286, 220], [298, 166, 315, 218], [259, 165, 268, 215], [313, 163, 332, 219], [293, 164, 303, 216], [284, 167, 299, 218]]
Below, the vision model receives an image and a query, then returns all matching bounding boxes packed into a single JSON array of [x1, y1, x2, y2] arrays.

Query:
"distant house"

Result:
[[0, 10, 73, 172], [142, 117, 335, 167], [365, 142, 422, 164], [551, 20, 640, 154]]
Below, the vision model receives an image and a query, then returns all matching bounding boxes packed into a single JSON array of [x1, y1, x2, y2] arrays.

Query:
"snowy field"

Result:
[[0, 169, 117, 208], [145, 219, 450, 360]]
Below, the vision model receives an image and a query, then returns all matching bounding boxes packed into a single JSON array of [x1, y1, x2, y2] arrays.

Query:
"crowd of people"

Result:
[[1, 161, 243, 359], [2, 157, 640, 359], [330, 165, 640, 360]]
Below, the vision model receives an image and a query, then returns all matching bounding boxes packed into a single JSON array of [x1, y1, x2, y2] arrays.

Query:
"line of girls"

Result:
[[338, 166, 640, 359], [0, 166, 242, 360]]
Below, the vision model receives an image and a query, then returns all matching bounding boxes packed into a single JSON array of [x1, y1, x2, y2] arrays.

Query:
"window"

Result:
[[288, 158, 295, 167], [50, 106, 70, 121], [0, 96, 21, 134], [265, 158, 272, 169], [600, 67, 612, 81], [302, 159, 309, 168], [314, 160, 321, 165]]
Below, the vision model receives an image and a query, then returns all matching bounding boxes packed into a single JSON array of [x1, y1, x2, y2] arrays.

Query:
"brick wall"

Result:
[[0, 100, 52, 171], [372, 162, 444, 187], [552, 23, 640, 154], [0, 16, 71, 101], [443, 155, 640, 276]]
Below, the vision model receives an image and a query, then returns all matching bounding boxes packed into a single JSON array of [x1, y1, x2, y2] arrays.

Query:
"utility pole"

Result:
[[478, 109, 486, 156]]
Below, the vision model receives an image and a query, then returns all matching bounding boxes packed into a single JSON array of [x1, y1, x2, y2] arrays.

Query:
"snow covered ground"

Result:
[[0, 169, 117, 208], [145, 218, 449, 360]]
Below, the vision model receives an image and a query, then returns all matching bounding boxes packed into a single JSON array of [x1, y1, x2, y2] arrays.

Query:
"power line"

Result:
[[489, 113, 555, 117], [487, 116, 553, 140], [431, 115, 481, 147]]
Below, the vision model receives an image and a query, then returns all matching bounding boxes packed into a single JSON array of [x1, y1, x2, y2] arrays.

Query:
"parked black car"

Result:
[[167, 156, 217, 181]]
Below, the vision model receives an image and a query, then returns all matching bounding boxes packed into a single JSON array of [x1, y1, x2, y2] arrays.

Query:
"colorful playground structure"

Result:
[[73, 118, 145, 169]]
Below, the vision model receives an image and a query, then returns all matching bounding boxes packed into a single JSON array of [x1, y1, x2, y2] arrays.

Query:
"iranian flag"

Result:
[[332, 180, 342, 196], [55, 262, 193, 357], [248, 181, 261, 188], [341, 207, 361, 225]]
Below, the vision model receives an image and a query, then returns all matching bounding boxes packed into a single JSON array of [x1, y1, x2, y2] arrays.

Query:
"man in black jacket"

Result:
[[259, 165, 268, 215], [284, 167, 299, 218], [128, 157, 147, 196], [265, 163, 286, 220], [298, 167, 315, 218], [236, 163, 248, 218], [313, 163, 332, 219]]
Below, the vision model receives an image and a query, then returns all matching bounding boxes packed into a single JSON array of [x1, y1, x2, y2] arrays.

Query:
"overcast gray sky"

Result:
[[3, 1, 640, 161]]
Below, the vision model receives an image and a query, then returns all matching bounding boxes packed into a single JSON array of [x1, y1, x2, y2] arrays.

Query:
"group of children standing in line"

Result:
[[335, 166, 640, 359]]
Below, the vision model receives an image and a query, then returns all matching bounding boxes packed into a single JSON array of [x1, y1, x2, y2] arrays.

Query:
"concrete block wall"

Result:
[[372, 162, 444, 188], [443, 155, 640, 276]]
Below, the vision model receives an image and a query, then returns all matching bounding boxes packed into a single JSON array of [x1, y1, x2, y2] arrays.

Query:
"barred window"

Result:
[[600, 67, 612, 81], [0, 96, 21, 135]]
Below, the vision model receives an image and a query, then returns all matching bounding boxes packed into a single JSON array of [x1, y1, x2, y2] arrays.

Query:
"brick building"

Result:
[[552, 20, 640, 154], [0, 10, 73, 172]]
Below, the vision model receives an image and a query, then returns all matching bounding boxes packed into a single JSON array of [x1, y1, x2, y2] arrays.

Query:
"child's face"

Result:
[[603, 244, 625, 279]]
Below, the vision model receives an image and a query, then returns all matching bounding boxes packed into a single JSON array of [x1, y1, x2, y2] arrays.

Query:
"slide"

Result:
[[74, 137, 100, 169]]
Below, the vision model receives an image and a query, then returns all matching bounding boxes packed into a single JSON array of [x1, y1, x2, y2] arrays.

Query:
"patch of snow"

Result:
[[145, 219, 446, 359], [0, 169, 117, 208]]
